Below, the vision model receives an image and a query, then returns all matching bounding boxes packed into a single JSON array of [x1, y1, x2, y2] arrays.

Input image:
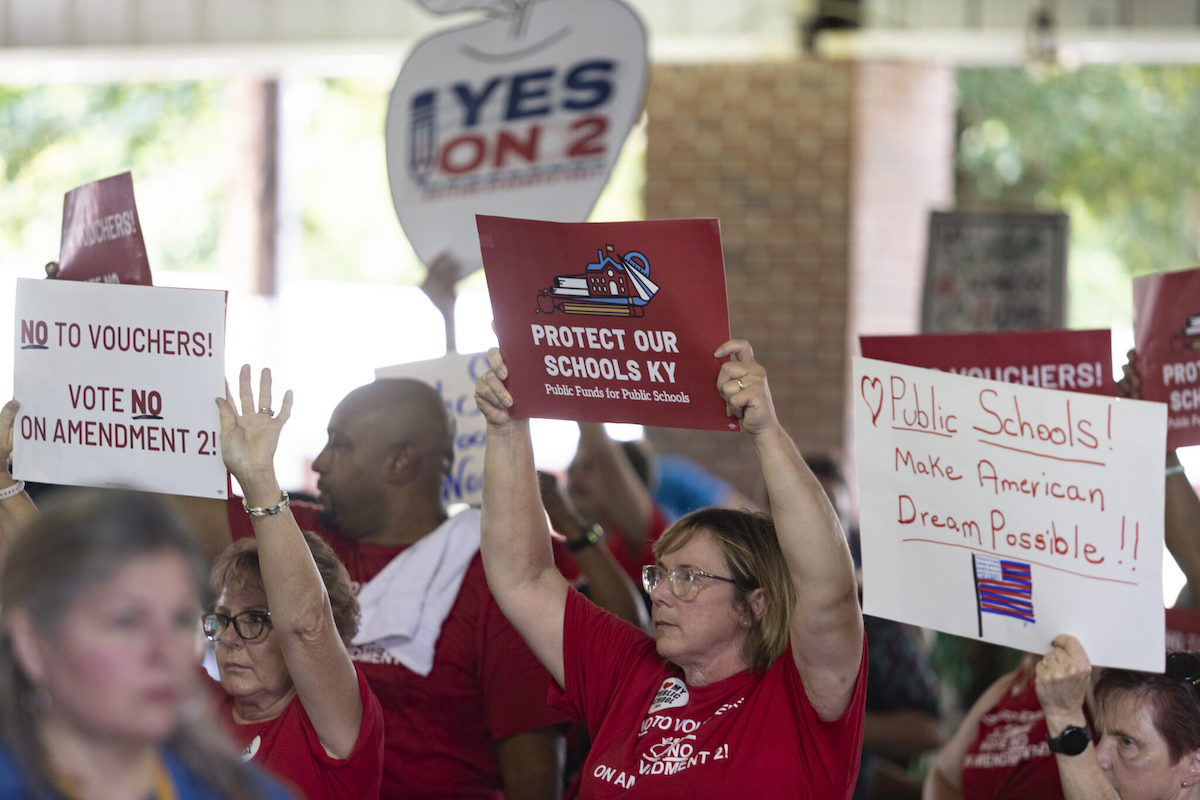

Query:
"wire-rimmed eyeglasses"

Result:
[[201, 609, 272, 642], [642, 564, 735, 599]]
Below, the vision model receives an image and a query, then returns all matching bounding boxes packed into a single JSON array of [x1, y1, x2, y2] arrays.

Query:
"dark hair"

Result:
[[1095, 652, 1200, 764], [618, 439, 659, 491], [0, 489, 262, 800], [210, 529, 360, 647], [654, 507, 796, 671]]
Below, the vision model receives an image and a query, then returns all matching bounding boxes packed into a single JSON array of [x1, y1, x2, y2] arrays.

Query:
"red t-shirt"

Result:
[[229, 499, 568, 798], [210, 666, 383, 800], [960, 671, 1084, 800], [550, 589, 868, 798]]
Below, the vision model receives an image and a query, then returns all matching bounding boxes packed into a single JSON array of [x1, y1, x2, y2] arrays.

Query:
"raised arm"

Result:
[[923, 666, 1021, 800], [1034, 635, 1118, 800], [475, 349, 570, 686], [539, 469, 649, 630], [715, 339, 863, 719], [573, 422, 654, 550], [217, 365, 363, 758]]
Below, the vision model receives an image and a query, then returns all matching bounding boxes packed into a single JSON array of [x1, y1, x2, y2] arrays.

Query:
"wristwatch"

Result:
[[1046, 724, 1091, 755], [565, 524, 605, 553]]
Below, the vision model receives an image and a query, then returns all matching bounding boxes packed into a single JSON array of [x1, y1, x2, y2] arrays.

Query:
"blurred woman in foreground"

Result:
[[0, 488, 293, 800]]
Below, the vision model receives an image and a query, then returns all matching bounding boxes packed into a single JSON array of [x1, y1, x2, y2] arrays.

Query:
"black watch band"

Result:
[[565, 524, 605, 553], [1046, 724, 1091, 756]]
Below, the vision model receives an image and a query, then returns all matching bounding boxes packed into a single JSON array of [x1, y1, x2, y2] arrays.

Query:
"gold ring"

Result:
[[737, 378, 746, 390]]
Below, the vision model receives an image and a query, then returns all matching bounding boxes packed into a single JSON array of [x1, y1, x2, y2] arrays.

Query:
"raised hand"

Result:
[[215, 364, 293, 484], [475, 348, 515, 426], [715, 339, 778, 436], [0, 400, 18, 469]]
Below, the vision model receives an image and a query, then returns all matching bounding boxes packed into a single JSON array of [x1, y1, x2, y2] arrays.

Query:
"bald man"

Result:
[[196, 379, 566, 799]]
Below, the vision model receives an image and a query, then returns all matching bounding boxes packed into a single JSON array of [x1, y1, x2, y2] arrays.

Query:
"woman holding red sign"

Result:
[[474, 338, 867, 797]]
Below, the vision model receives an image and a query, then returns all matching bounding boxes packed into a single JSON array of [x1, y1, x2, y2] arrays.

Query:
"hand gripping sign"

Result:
[[854, 356, 1166, 671], [386, 0, 649, 276]]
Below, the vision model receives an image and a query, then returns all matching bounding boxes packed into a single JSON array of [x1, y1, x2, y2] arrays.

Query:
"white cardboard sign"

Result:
[[375, 351, 490, 507], [853, 356, 1166, 671], [13, 278, 228, 498], [385, 0, 649, 275]]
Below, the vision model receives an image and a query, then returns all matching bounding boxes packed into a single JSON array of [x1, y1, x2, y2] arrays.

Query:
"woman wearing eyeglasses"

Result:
[[205, 366, 384, 799], [474, 339, 867, 797], [1034, 634, 1200, 800]]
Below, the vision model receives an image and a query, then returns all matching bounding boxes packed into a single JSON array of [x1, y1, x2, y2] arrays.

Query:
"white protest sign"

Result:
[[853, 356, 1166, 671], [13, 278, 227, 498], [376, 351, 489, 506], [385, 0, 649, 276]]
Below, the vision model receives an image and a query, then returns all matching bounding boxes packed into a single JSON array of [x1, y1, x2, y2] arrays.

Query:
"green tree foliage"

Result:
[[0, 82, 226, 275], [957, 65, 1200, 327]]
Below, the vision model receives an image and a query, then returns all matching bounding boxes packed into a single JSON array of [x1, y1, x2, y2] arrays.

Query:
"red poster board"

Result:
[[859, 329, 1114, 397], [478, 215, 735, 430], [1133, 267, 1200, 449], [57, 171, 152, 285], [1166, 606, 1200, 653]]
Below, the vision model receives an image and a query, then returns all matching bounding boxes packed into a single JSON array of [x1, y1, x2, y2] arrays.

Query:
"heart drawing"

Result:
[[860, 376, 883, 426]]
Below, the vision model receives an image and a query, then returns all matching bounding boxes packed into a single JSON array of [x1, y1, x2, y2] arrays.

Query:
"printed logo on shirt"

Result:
[[240, 735, 261, 762], [649, 677, 689, 713]]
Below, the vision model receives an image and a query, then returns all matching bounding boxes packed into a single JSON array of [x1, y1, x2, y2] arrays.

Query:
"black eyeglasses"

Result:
[[642, 564, 735, 599], [201, 610, 272, 642], [1166, 651, 1200, 695]]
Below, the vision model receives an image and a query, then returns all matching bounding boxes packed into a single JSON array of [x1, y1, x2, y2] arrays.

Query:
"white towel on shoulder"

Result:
[[351, 508, 482, 676]]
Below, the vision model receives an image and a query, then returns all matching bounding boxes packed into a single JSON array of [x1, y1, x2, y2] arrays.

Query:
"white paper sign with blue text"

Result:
[[13, 278, 227, 498], [376, 351, 490, 507], [853, 356, 1166, 671]]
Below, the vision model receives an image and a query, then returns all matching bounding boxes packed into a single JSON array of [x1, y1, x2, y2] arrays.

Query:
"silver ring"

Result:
[[258, 407, 274, 418], [737, 378, 746, 390]]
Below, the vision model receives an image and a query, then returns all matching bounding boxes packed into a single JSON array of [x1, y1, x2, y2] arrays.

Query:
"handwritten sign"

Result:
[[375, 351, 490, 507], [922, 211, 1068, 332], [1133, 266, 1200, 449], [853, 356, 1165, 671], [57, 172, 152, 285], [385, 0, 648, 276], [478, 215, 734, 430], [13, 278, 227, 498], [860, 329, 1113, 396]]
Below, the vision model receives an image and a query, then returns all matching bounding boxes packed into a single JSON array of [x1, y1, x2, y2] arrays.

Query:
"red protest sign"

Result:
[[1133, 267, 1200, 449], [478, 215, 735, 430], [57, 172, 152, 285], [859, 329, 1114, 397], [1166, 606, 1200, 653]]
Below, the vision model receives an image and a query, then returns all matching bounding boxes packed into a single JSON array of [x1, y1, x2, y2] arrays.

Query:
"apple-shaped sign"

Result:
[[385, 0, 649, 275]]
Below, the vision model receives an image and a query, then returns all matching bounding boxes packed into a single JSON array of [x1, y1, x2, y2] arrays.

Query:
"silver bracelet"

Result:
[[1166, 464, 1187, 478], [242, 490, 290, 517], [0, 480, 25, 502]]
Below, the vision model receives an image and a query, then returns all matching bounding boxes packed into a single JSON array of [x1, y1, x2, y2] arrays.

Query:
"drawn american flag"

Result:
[[973, 554, 1035, 625]]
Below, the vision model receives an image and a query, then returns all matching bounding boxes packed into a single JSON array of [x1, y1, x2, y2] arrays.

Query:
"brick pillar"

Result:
[[641, 59, 954, 504]]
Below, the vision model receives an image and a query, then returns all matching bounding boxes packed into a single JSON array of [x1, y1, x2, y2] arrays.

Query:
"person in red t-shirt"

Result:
[[220, 374, 567, 799], [206, 366, 384, 800], [475, 338, 868, 798]]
